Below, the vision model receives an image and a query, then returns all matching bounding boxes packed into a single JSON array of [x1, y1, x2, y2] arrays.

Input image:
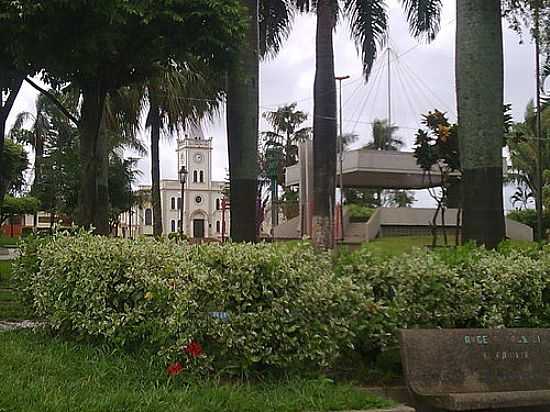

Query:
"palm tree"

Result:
[[294, 0, 442, 248], [227, 0, 293, 242], [364, 119, 403, 151], [262, 103, 311, 185], [143, 64, 223, 237], [9, 93, 51, 195], [456, 0, 505, 248]]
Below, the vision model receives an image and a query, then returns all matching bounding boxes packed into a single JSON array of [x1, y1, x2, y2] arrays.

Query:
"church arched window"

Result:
[[171, 220, 176, 233], [216, 198, 220, 210], [193, 170, 198, 183], [171, 197, 176, 210], [216, 221, 220, 233], [145, 208, 153, 226], [199, 170, 204, 183]]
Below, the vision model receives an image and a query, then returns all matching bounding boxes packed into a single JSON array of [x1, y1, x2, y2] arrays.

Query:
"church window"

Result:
[[145, 209, 152, 226], [177, 197, 182, 210], [193, 170, 198, 183], [216, 221, 220, 233], [199, 170, 204, 183], [171, 197, 176, 210], [216, 198, 220, 210], [171, 220, 176, 233], [195, 195, 202, 204]]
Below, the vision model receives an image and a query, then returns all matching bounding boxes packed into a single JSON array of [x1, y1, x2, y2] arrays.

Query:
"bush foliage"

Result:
[[14, 233, 366, 374], [346, 205, 375, 222], [14, 233, 550, 375]]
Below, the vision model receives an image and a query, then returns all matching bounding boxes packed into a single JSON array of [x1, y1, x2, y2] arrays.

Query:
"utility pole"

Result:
[[387, 46, 392, 128], [335, 75, 350, 242], [535, 1, 544, 241]]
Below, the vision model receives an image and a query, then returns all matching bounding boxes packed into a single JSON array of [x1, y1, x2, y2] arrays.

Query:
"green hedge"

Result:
[[14, 233, 550, 376], [346, 205, 375, 222], [337, 243, 550, 355], [14, 233, 367, 374]]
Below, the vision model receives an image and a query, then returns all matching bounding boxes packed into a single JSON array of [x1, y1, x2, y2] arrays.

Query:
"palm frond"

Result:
[[400, 0, 442, 42], [147, 60, 224, 137], [344, 0, 388, 79], [260, 0, 294, 59]]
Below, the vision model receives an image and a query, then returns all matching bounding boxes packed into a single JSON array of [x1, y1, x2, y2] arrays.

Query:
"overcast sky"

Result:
[[7, 0, 538, 209]]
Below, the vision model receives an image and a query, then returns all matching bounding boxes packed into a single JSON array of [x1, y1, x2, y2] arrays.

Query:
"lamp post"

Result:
[[178, 165, 188, 236], [335, 75, 350, 242], [127, 156, 141, 239]]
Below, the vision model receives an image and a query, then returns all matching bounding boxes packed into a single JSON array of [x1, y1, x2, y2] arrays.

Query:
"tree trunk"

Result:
[[226, 0, 259, 243], [456, 0, 505, 249], [0, 75, 24, 208], [96, 128, 110, 235], [312, 0, 337, 249], [149, 98, 163, 237], [31, 137, 44, 195], [78, 84, 108, 234]]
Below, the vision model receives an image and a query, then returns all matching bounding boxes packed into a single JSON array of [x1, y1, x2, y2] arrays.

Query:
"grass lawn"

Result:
[[0, 260, 28, 321], [0, 234, 19, 247], [362, 236, 539, 257], [0, 331, 392, 412]]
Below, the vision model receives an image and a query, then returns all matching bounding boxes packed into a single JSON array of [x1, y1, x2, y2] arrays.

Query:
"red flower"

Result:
[[183, 340, 204, 358], [166, 361, 184, 376]]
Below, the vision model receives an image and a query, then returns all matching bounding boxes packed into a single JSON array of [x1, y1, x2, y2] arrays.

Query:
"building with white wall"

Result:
[[120, 126, 230, 239]]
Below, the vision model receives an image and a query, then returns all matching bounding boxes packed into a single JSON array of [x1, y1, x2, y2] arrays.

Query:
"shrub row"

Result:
[[337, 243, 550, 355], [14, 234, 550, 375], [14, 234, 367, 374]]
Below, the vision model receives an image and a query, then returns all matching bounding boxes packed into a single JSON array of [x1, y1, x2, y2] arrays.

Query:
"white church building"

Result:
[[120, 127, 230, 240]]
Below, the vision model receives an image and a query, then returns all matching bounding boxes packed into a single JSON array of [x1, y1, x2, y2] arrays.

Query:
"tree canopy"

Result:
[[4, 1, 245, 91]]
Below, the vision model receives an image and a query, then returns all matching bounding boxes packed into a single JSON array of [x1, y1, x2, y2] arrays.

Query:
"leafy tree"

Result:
[[294, 0, 443, 249], [0, 139, 28, 199], [414, 110, 461, 247], [10, 89, 142, 226], [507, 101, 550, 217], [4, 0, 245, 234], [0, 6, 28, 208], [0, 195, 39, 226]]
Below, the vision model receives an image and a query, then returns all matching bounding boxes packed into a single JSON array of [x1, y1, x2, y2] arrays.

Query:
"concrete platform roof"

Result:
[[286, 148, 457, 190]]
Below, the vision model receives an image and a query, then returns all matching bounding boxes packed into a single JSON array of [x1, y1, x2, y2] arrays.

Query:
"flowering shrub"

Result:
[[13, 233, 364, 374]]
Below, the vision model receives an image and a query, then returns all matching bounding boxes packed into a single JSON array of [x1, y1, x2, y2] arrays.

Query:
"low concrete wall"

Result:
[[272, 208, 534, 243], [273, 216, 301, 239], [365, 209, 382, 241]]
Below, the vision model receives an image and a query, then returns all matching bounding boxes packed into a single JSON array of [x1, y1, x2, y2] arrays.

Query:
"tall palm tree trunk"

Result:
[[312, 0, 337, 249], [78, 83, 109, 235], [227, 0, 259, 243], [456, 0, 505, 248], [149, 99, 163, 237]]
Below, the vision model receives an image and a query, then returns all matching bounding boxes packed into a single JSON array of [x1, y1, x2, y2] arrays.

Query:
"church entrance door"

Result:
[[193, 219, 205, 238]]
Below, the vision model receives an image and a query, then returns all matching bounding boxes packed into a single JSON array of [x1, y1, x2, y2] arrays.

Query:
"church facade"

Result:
[[122, 128, 230, 239]]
